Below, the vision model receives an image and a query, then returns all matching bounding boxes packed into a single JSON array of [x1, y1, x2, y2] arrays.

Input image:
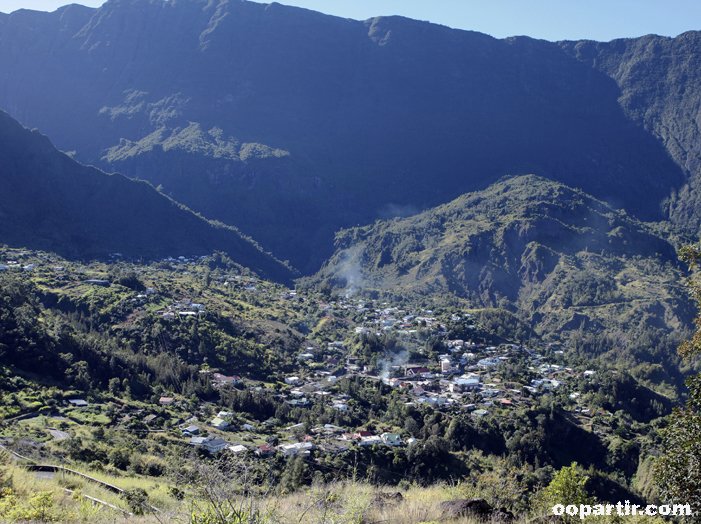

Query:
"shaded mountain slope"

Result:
[[0, 0, 694, 271], [0, 109, 293, 283], [559, 33, 701, 229], [305, 175, 694, 365]]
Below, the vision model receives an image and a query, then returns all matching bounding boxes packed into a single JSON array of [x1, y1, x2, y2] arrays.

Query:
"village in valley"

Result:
[[0, 244, 676, 523], [0, 248, 637, 478]]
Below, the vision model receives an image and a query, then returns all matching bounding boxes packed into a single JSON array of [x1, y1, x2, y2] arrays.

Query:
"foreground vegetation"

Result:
[[0, 453, 673, 524]]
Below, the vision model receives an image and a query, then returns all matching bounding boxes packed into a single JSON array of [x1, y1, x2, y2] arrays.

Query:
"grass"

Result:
[[0, 459, 673, 524], [63, 464, 180, 511]]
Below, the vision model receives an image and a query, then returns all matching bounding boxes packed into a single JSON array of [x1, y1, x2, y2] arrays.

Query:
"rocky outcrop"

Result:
[[439, 498, 515, 521]]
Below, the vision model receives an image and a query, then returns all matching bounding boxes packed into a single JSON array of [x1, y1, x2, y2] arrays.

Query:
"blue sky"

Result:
[[1, 0, 700, 42]]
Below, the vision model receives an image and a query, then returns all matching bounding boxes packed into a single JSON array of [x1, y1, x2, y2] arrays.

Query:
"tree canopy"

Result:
[[654, 244, 701, 522]]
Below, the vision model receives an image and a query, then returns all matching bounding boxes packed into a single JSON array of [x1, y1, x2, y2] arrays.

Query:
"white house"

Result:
[[190, 436, 228, 453], [359, 436, 383, 446], [380, 433, 402, 446]]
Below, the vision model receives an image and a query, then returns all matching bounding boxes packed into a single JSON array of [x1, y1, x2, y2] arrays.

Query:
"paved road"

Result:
[[49, 429, 70, 440]]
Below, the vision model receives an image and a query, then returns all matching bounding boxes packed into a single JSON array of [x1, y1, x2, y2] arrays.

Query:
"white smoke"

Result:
[[336, 247, 364, 297], [379, 349, 409, 383]]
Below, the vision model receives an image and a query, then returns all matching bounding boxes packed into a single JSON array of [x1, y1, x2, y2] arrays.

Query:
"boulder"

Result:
[[439, 498, 514, 521]]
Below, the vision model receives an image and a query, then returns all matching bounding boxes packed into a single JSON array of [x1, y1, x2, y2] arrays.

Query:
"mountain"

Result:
[[0, 0, 698, 271], [558, 34, 701, 228], [304, 175, 694, 368], [0, 109, 293, 282]]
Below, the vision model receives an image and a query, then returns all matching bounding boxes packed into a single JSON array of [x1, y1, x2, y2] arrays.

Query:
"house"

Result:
[[359, 435, 383, 446], [531, 379, 561, 390], [406, 367, 429, 377], [228, 444, 248, 454], [441, 360, 456, 373], [203, 438, 228, 453], [322, 424, 345, 433], [319, 443, 349, 454], [299, 383, 318, 393], [159, 397, 174, 406], [380, 433, 402, 446], [256, 444, 276, 456], [286, 398, 311, 407], [410, 387, 425, 397], [182, 425, 200, 436], [477, 358, 499, 368], [210, 417, 229, 430], [190, 435, 228, 453], [212, 373, 240, 387], [68, 399, 88, 407], [332, 403, 348, 412], [285, 377, 300, 386], [278, 442, 315, 456], [86, 279, 110, 286]]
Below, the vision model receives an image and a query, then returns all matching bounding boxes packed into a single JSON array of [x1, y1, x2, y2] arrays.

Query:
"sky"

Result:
[[1, 0, 700, 42]]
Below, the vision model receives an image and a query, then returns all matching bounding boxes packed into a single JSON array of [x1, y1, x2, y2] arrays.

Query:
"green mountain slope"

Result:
[[0, 109, 293, 283], [306, 175, 694, 367], [0, 0, 696, 271]]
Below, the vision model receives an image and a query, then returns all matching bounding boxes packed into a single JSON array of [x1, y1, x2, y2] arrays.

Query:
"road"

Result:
[[48, 428, 70, 440]]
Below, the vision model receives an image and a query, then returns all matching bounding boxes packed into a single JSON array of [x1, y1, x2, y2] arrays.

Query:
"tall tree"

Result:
[[654, 245, 701, 522]]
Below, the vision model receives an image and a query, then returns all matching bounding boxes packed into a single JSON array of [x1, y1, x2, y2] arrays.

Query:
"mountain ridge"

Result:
[[0, 108, 294, 283], [0, 0, 697, 270], [304, 175, 693, 369]]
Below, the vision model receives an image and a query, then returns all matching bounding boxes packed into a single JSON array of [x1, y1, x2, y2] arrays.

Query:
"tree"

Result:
[[278, 455, 306, 494], [108, 377, 121, 395], [544, 462, 592, 507], [654, 245, 701, 522], [121, 488, 150, 515]]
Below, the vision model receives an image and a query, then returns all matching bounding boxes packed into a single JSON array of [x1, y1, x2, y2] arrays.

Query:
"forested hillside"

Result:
[[305, 175, 696, 392], [0, 109, 293, 283]]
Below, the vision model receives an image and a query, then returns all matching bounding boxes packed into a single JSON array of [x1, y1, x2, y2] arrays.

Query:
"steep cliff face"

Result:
[[560, 33, 701, 228], [0, 0, 697, 270], [0, 109, 293, 283]]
